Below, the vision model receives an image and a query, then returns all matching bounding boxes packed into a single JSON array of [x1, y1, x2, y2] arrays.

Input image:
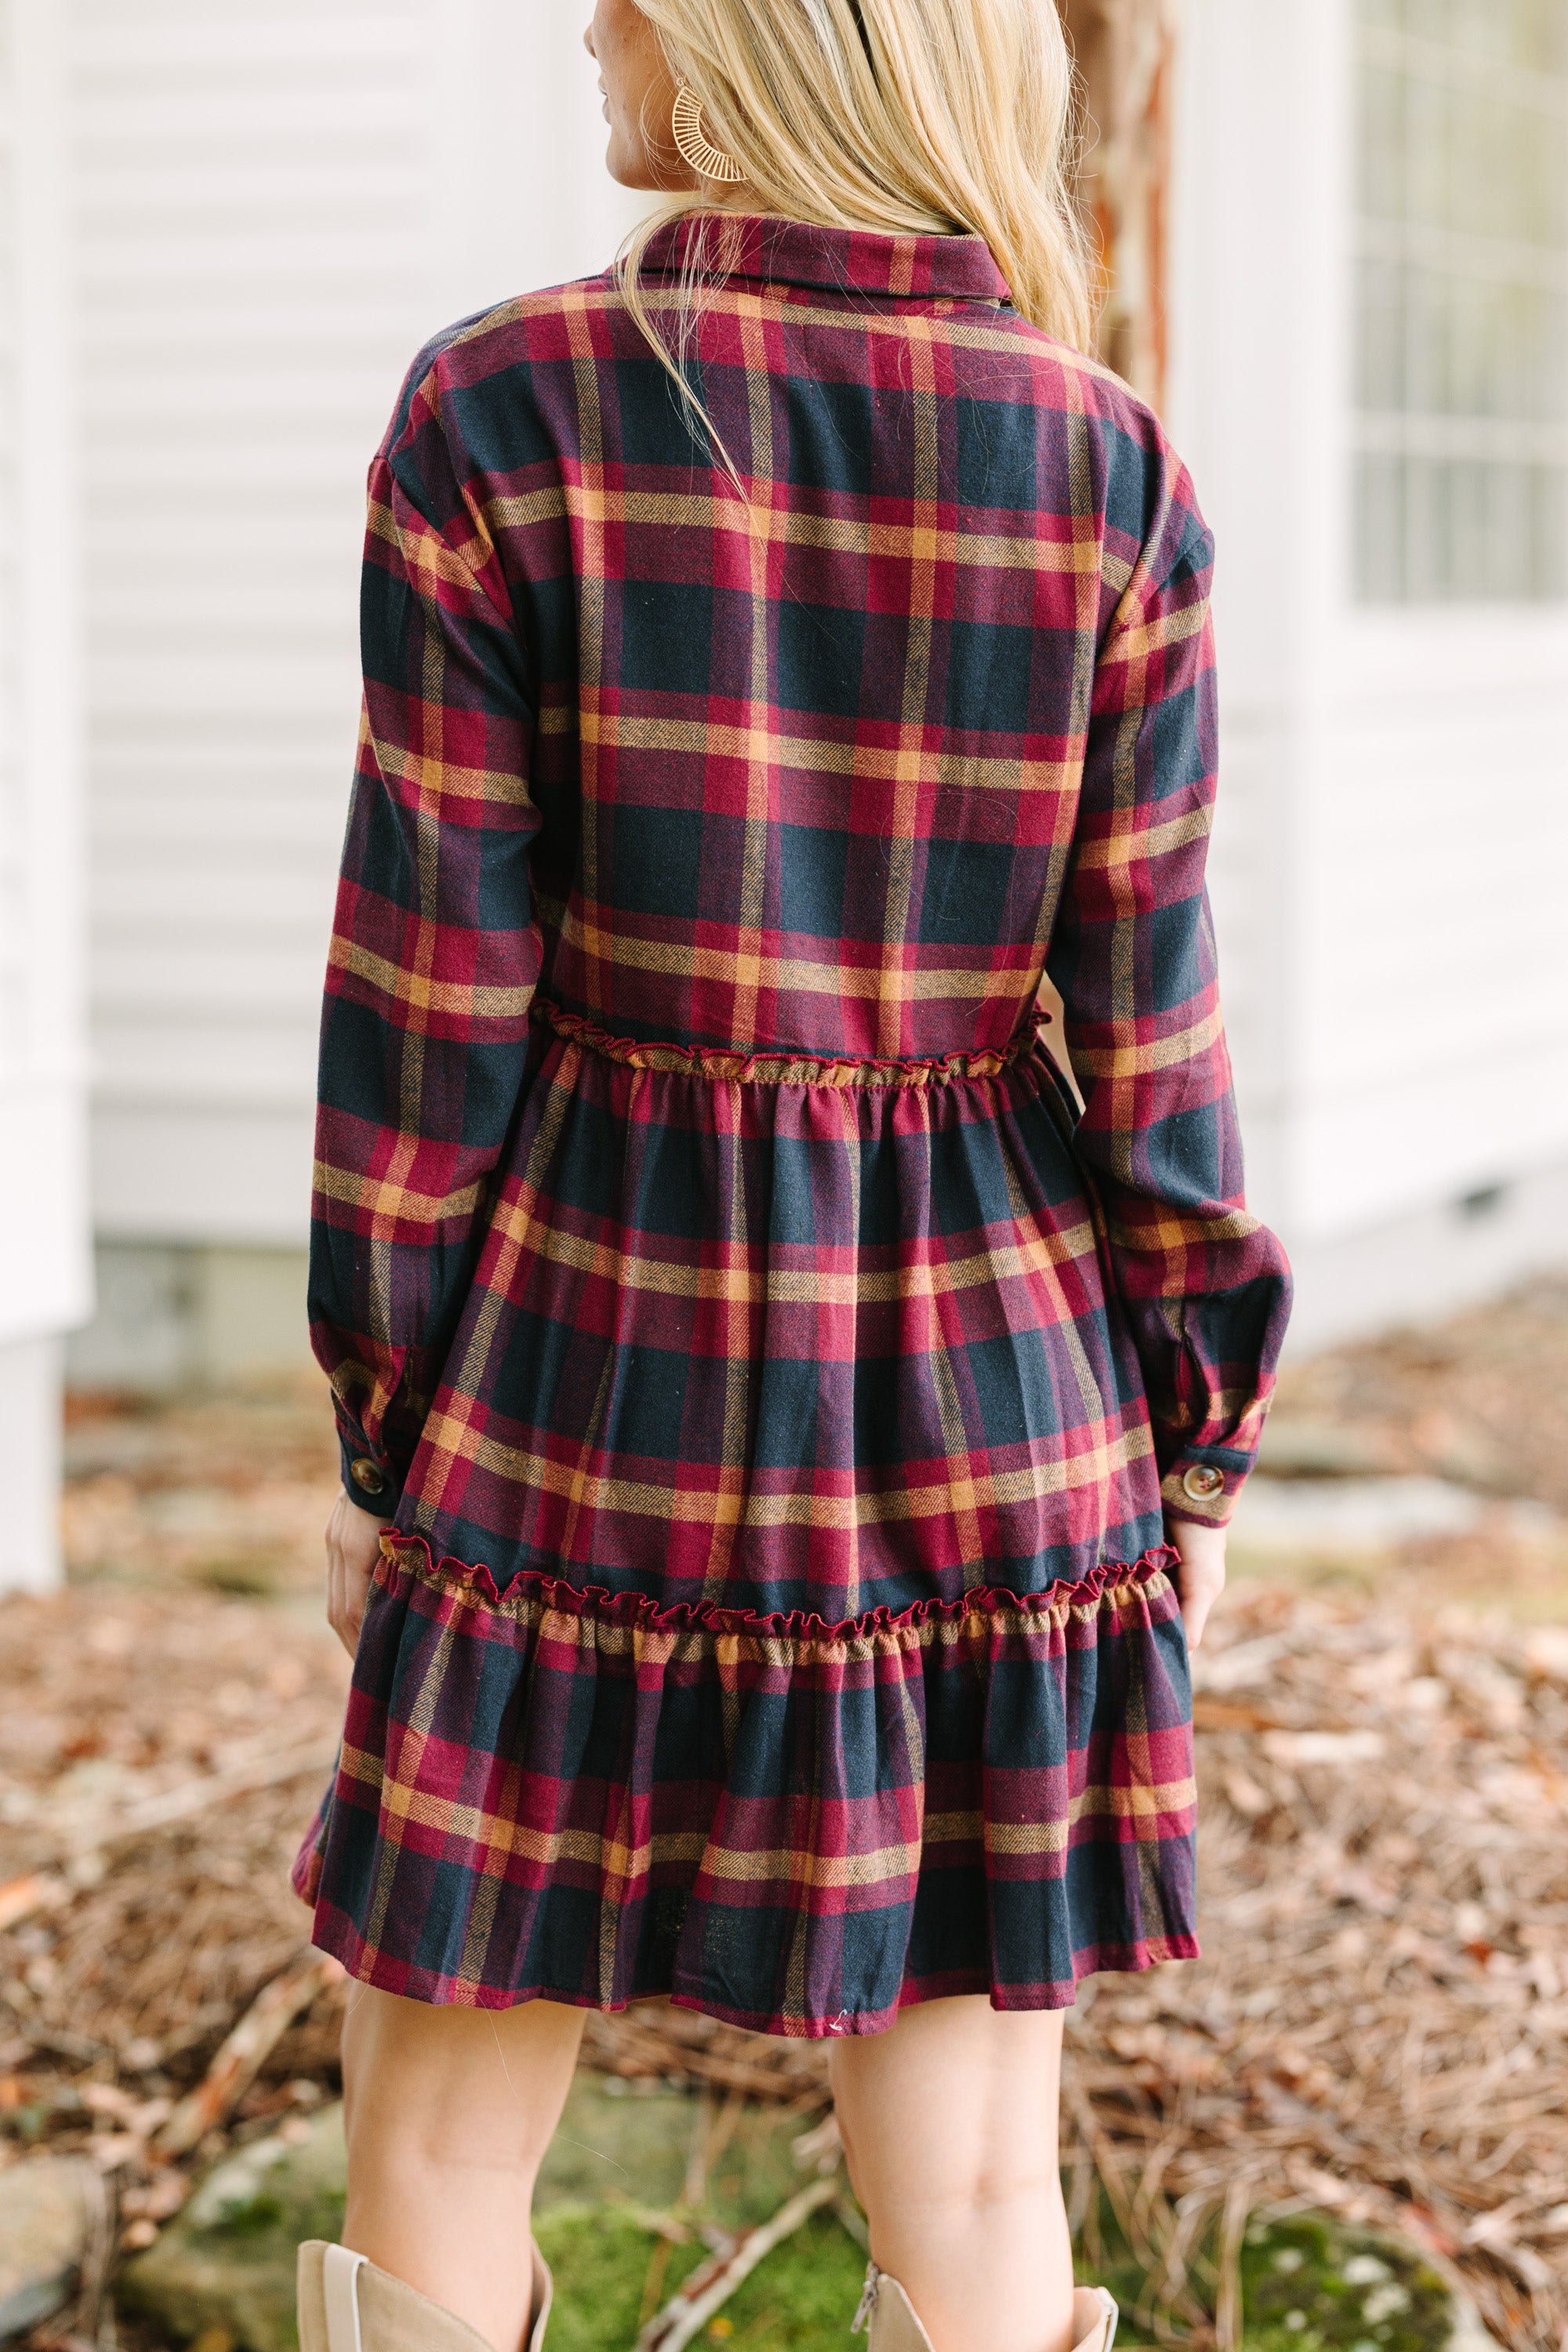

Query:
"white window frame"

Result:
[[1351, 5, 1568, 605]]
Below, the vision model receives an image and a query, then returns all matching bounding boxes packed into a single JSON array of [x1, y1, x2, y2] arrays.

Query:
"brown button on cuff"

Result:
[[1181, 1462, 1225, 1502], [350, 1457, 388, 1498]]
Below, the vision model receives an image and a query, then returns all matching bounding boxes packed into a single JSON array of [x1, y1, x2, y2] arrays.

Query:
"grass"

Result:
[[535, 2206, 869, 2352], [533, 2201, 1462, 2352]]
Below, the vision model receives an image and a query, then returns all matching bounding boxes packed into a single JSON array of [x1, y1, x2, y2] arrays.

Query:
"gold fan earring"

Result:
[[671, 84, 746, 184]]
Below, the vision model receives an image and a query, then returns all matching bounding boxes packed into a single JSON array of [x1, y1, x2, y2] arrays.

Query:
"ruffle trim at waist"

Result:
[[378, 1530, 1179, 1642], [532, 996, 1051, 1090]]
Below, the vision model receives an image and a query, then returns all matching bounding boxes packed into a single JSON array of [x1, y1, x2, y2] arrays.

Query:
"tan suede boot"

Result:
[[296, 2240, 553, 2352], [852, 2264, 1117, 2352]]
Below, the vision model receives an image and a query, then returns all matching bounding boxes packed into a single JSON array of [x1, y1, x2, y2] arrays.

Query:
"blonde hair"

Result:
[[615, 0, 1092, 488]]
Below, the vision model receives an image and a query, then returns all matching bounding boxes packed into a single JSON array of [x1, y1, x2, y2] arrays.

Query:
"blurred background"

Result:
[[1, 4, 1566, 2350]]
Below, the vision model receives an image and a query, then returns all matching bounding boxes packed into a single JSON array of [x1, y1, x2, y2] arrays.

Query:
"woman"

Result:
[[294, 3, 1290, 2350]]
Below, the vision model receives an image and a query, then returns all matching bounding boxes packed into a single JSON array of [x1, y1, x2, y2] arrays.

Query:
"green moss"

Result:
[[710, 2211, 869, 2350], [1065, 2188, 1463, 2352], [533, 2206, 690, 2352], [198, 2187, 345, 2249], [208, 2194, 288, 2239], [533, 2205, 866, 2352], [1240, 2218, 1454, 2352]]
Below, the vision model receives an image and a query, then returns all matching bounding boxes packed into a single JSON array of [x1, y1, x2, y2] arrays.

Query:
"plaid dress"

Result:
[[294, 214, 1291, 2034]]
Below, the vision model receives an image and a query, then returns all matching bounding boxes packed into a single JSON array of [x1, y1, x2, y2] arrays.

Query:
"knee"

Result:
[[880, 2158, 1065, 2238], [955, 2157, 1063, 2216], [340, 1993, 557, 2182]]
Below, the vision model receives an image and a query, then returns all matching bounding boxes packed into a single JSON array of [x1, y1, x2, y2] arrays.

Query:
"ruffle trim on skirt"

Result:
[[293, 1542, 1199, 2037], [375, 1532, 1183, 1636]]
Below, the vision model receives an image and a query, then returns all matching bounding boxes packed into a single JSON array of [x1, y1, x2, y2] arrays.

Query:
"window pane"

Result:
[[1353, 0, 1568, 602], [1359, 62, 1406, 218], [1357, 258, 1406, 408], [1528, 462, 1568, 593], [1356, 454, 1407, 600]]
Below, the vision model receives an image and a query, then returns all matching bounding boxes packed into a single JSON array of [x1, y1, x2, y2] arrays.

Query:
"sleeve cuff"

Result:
[[1160, 1448, 1250, 1528], [337, 1434, 405, 1517]]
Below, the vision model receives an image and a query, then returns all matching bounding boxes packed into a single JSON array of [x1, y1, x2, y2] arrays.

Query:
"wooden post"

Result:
[[1060, 0, 1177, 411]]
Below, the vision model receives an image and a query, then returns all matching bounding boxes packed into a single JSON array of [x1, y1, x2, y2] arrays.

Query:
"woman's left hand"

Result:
[[1167, 1516, 1227, 1649], [325, 1491, 394, 1660]]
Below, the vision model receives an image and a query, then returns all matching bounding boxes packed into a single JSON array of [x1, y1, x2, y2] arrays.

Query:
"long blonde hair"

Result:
[[615, 0, 1092, 485]]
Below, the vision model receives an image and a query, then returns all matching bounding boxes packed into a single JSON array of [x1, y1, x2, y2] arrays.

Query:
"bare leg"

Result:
[[340, 1984, 586, 2352], [829, 1998, 1075, 2352]]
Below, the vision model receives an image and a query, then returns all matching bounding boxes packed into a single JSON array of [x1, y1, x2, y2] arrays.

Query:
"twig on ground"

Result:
[[1212, 2179, 1253, 2352], [53, 2163, 117, 2352], [833, 2194, 869, 2250], [635, 2173, 840, 2352], [153, 1948, 343, 2158], [1065, 2078, 1150, 2266], [791, 2111, 843, 2172], [608, 2199, 692, 2245], [683, 2089, 716, 2212]]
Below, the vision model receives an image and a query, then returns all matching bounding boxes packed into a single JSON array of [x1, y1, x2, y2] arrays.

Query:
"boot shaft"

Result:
[[296, 2241, 553, 2352], [851, 2263, 1118, 2352]]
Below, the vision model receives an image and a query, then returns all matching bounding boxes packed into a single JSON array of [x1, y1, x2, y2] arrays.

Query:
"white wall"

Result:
[[0, 0, 90, 1591], [1168, 0, 1568, 1343], [72, 0, 639, 1250]]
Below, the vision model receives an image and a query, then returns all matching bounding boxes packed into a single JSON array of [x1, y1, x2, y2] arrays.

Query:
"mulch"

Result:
[[4, 1282, 1567, 2349], [1265, 1274, 1568, 1512]]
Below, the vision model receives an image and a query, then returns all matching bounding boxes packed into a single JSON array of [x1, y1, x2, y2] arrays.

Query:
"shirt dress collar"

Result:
[[638, 212, 1011, 305]]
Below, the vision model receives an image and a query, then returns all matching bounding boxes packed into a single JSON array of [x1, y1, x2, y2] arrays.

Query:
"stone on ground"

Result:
[[0, 2154, 98, 2342], [118, 2104, 347, 2352], [536, 2075, 809, 2226], [114, 2080, 818, 2352]]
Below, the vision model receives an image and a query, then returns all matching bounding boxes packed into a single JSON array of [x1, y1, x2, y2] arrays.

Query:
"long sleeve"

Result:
[[309, 354, 543, 1513], [1045, 451, 1291, 1527]]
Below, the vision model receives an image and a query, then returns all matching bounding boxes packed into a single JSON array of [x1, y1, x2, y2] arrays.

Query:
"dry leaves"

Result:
[[0, 1588, 348, 2078], [1052, 1584, 1568, 2352], [1269, 1276, 1568, 1515]]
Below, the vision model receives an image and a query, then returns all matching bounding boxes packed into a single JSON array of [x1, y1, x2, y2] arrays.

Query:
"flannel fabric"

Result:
[[291, 1546, 1197, 2028], [299, 214, 1290, 2029]]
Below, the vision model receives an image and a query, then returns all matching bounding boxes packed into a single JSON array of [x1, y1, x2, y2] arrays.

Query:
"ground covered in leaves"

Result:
[[3, 1282, 1567, 2350]]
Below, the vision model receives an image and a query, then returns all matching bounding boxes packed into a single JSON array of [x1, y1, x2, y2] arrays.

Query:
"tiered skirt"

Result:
[[296, 1005, 1199, 2031]]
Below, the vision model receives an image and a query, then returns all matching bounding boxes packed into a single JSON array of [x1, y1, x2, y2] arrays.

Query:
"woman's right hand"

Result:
[[325, 1491, 394, 1660], [1166, 1515, 1227, 1650]]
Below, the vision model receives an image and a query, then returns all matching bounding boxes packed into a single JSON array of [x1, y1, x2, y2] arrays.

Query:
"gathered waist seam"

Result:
[[380, 1530, 1178, 1636], [532, 996, 1047, 1090]]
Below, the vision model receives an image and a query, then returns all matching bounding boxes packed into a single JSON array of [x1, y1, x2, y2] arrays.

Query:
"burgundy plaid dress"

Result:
[[293, 214, 1290, 2035]]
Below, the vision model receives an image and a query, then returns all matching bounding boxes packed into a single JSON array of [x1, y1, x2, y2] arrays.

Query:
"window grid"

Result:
[[1354, 0, 1568, 603]]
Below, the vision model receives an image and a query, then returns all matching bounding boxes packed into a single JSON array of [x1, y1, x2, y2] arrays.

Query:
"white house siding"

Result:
[[69, 0, 637, 1371], [1171, 0, 1568, 1350], [0, 0, 90, 1588]]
